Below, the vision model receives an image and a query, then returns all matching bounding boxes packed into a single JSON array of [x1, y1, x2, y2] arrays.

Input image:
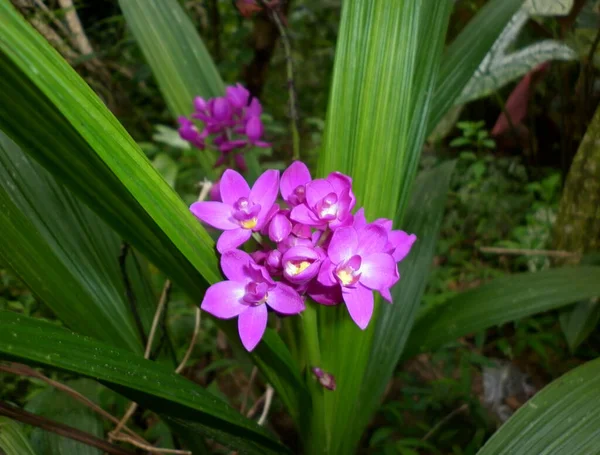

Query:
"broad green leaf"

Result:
[[0, 131, 155, 353], [403, 266, 600, 358], [315, 2, 452, 454], [346, 162, 456, 453], [427, 0, 523, 135], [152, 153, 179, 189], [0, 417, 38, 455], [26, 380, 103, 455], [0, 311, 288, 455], [524, 0, 574, 16], [119, 0, 224, 176], [477, 357, 600, 454], [559, 299, 600, 352], [455, 8, 576, 105], [0, 0, 307, 421]]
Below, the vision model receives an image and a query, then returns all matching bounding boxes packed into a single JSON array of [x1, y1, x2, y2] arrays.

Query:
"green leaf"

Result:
[[0, 417, 38, 455], [404, 266, 600, 358], [0, 131, 154, 353], [26, 380, 104, 455], [0, 311, 288, 455], [314, 2, 452, 454], [477, 357, 600, 454], [152, 153, 179, 189], [559, 299, 600, 352], [0, 0, 307, 420], [524, 0, 574, 16], [347, 162, 456, 452], [427, 0, 523, 135], [455, 8, 576, 105], [118, 0, 224, 176]]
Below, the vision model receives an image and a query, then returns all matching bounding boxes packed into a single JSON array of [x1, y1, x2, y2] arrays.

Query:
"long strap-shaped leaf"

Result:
[[0, 417, 37, 455], [119, 0, 224, 177], [477, 357, 600, 454], [0, 311, 288, 455], [403, 266, 600, 358], [342, 162, 456, 452], [313, 2, 452, 454], [0, 131, 155, 353], [427, 0, 523, 135], [0, 0, 307, 423]]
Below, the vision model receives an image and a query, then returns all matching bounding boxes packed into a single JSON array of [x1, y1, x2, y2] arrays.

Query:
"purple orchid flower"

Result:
[[281, 245, 323, 285], [268, 211, 293, 243], [177, 116, 206, 150], [190, 169, 279, 253], [317, 225, 399, 329], [354, 208, 417, 262], [201, 250, 304, 351], [290, 172, 356, 230], [281, 160, 312, 207]]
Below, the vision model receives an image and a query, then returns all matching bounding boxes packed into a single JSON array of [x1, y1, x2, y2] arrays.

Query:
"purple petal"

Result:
[[220, 249, 253, 282], [209, 180, 221, 201], [250, 170, 280, 228], [194, 96, 208, 111], [226, 84, 250, 108], [220, 169, 251, 205], [356, 224, 389, 256], [343, 284, 374, 330], [217, 228, 252, 253], [390, 231, 417, 262], [360, 253, 399, 290], [327, 227, 358, 264], [247, 98, 262, 117], [245, 116, 264, 141], [290, 204, 321, 226], [281, 161, 312, 202], [190, 201, 237, 230], [305, 179, 334, 209], [238, 305, 268, 351], [317, 258, 337, 286], [268, 283, 305, 314], [307, 280, 343, 305], [379, 287, 393, 303], [201, 281, 247, 318], [373, 218, 393, 231], [353, 208, 367, 229], [327, 171, 356, 208], [212, 97, 232, 122], [268, 213, 292, 243]]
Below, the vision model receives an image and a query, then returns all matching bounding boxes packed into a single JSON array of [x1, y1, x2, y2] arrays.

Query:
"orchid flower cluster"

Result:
[[177, 84, 270, 172], [190, 161, 416, 351]]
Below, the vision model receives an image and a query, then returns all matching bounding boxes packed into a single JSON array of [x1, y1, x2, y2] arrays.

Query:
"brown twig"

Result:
[[479, 246, 580, 258], [111, 279, 172, 439], [257, 385, 274, 426], [0, 401, 136, 455], [246, 394, 266, 419], [57, 0, 95, 58], [240, 367, 258, 414], [0, 363, 146, 444], [258, 0, 300, 160], [175, 307, 201, 374], [111, 433, 191, 455]]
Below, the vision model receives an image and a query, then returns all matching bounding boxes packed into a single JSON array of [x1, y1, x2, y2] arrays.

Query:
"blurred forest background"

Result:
[[2, 0, 600, 453]]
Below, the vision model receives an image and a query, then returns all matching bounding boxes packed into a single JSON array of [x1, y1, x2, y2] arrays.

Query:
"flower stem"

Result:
[[301, 299, 321, 368], [262, 2, 300, 161]]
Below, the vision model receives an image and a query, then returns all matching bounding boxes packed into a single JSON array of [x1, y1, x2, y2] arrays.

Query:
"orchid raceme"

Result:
[[178, 83, 270, 173], [192, 161, 416, 350]]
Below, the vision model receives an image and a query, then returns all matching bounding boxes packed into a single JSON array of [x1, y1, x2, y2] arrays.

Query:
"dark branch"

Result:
[[0, 401, 136, 455]]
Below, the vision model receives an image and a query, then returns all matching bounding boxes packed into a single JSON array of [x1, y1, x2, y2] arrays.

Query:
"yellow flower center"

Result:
[[336, 269, 354, 286], [240, 218, 258, 229], [285, 260, 311, 276]]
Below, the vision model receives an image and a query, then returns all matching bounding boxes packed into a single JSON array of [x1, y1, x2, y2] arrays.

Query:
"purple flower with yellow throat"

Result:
[[317, 225, 399, 329], [201, 250, 304, 351], [190, 169, 279, 253]]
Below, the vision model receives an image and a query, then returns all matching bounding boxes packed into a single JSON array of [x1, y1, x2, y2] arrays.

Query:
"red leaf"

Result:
[[492, 63, 550, 137]]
